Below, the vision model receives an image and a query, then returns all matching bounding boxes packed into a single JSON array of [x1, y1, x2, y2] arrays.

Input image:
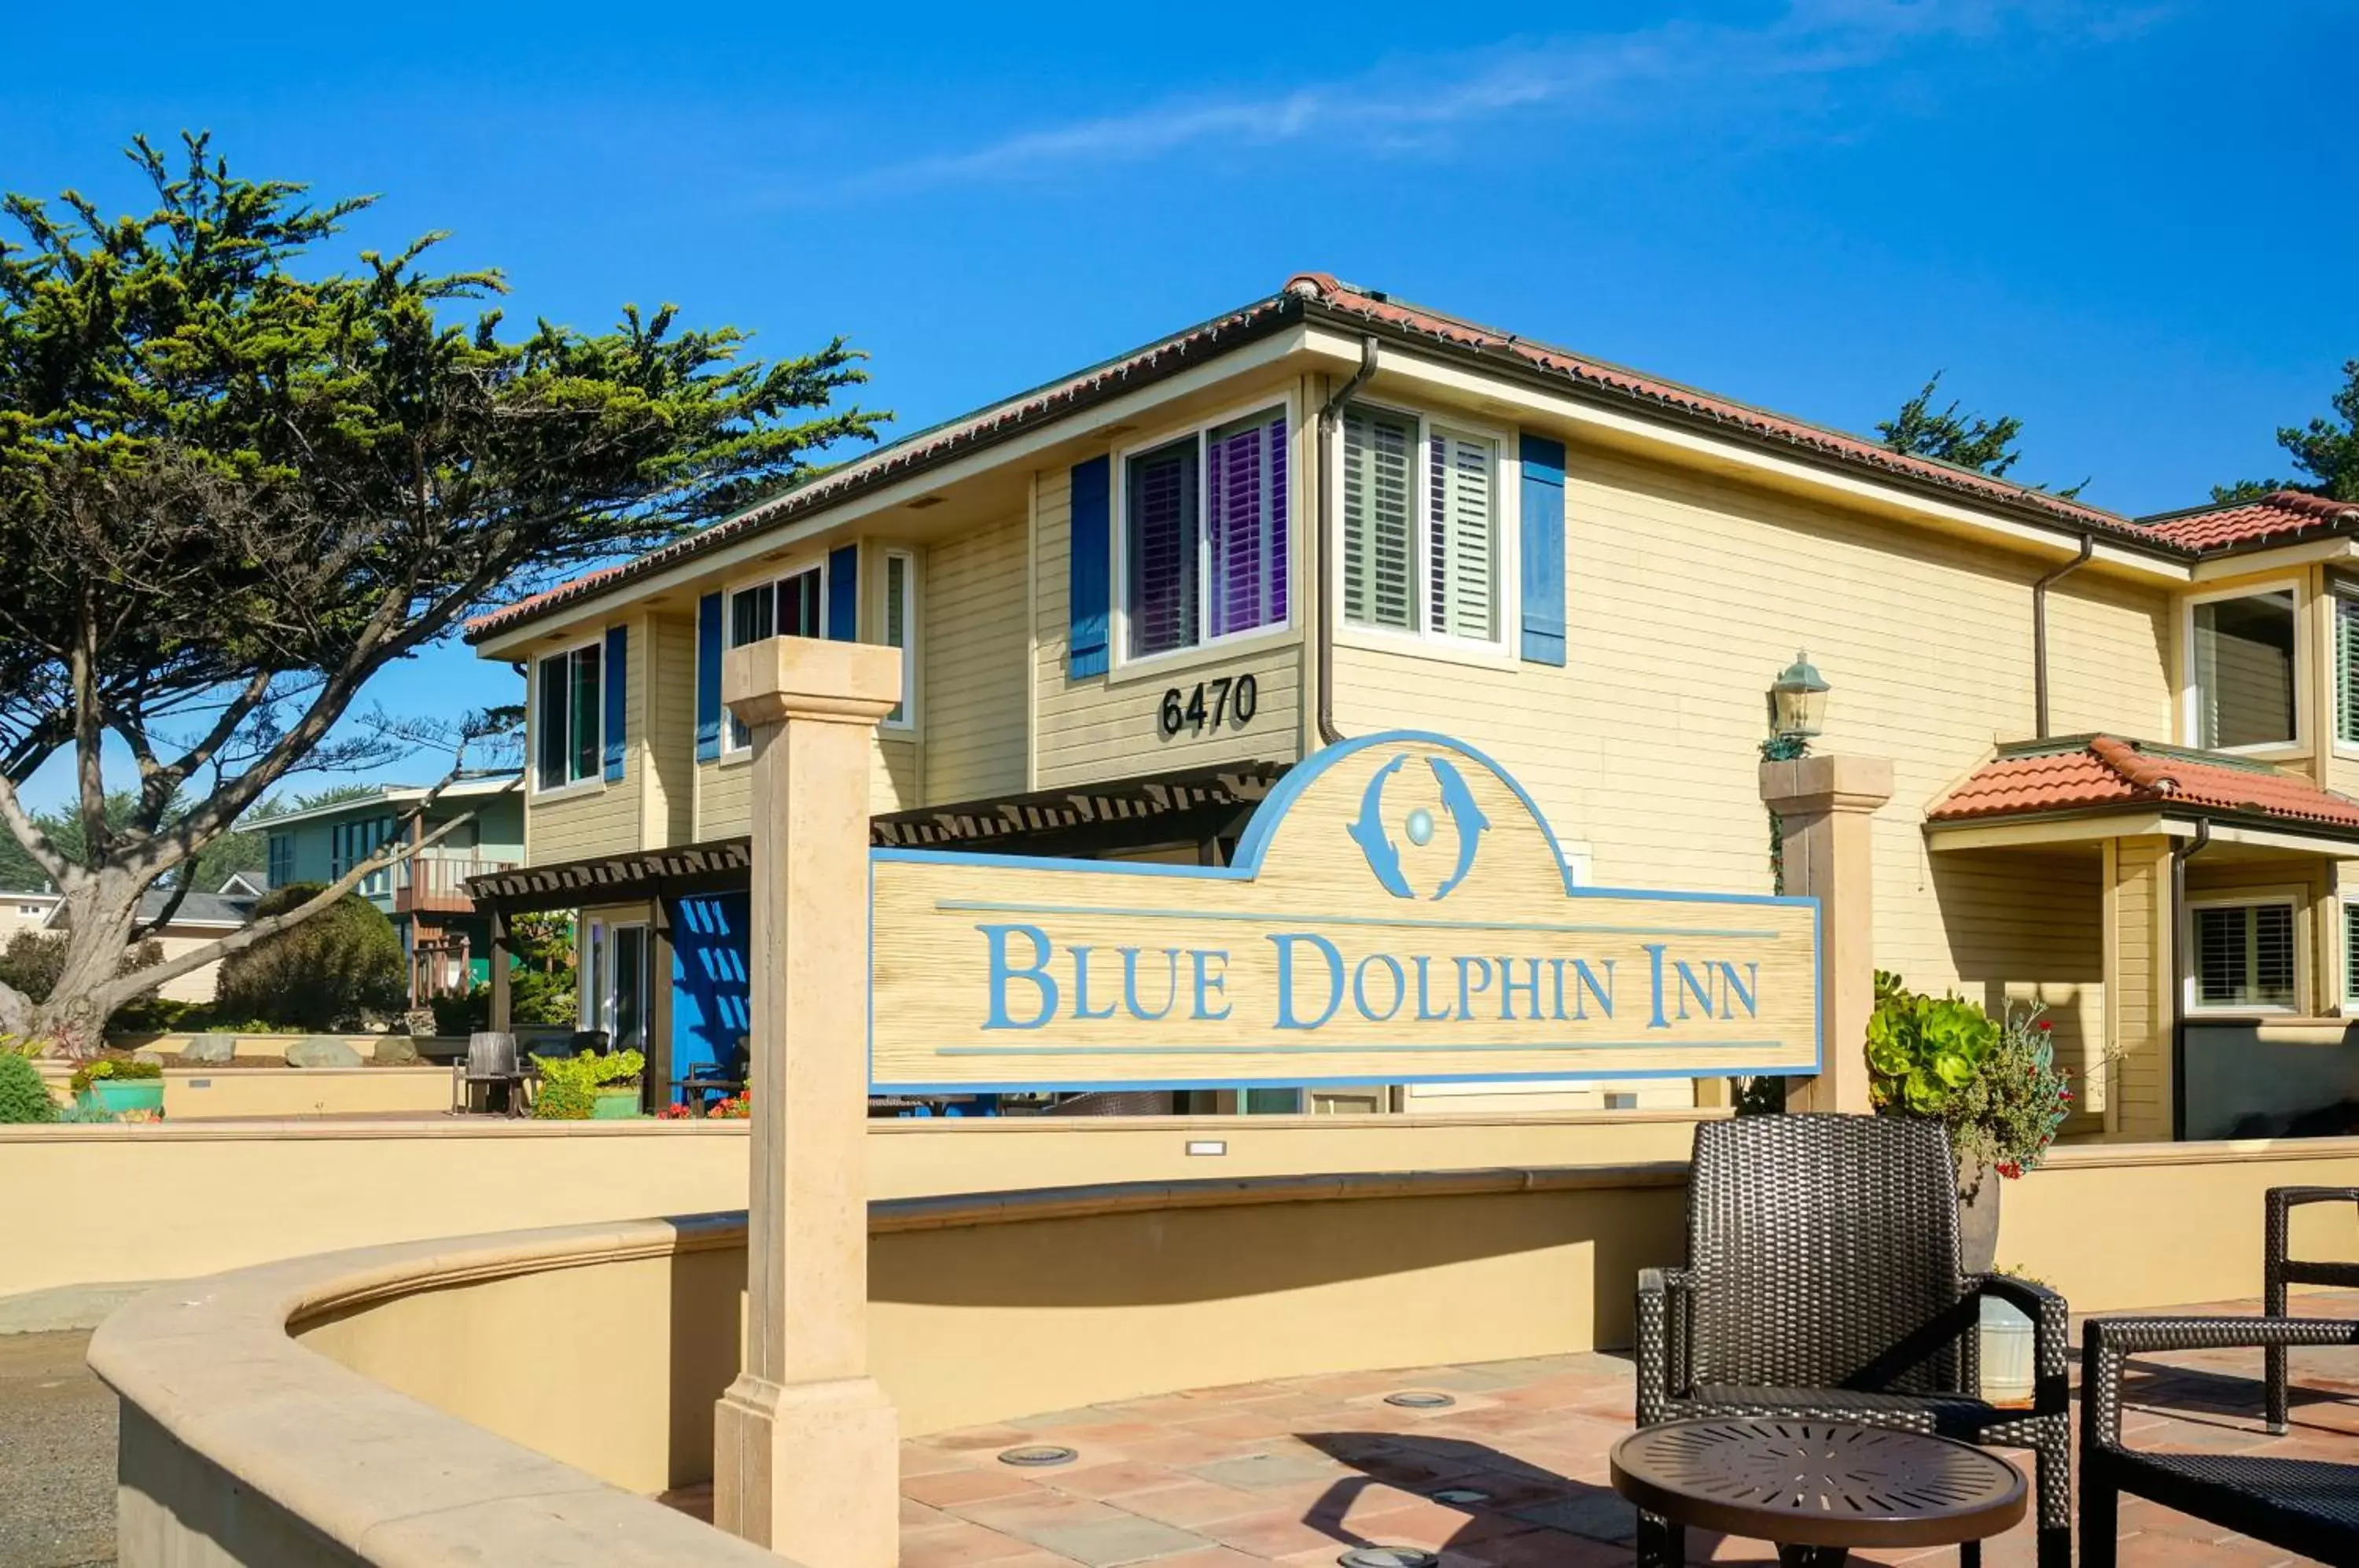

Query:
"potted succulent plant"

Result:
[[69, 1057, 165, 1117], [529, 1048, 646, 1120], [1865, 973, 2075, 1274]]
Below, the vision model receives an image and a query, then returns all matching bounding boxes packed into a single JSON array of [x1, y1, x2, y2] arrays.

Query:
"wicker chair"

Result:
[[2082, 1315, 2359, 1566], [1636, 1114, 2070, 1568], [2264, 1184, 2359, 1433]]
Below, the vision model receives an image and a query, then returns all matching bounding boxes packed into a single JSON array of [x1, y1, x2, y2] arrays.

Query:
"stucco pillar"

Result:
[[1759, 755, 1894, 1116], [712, 637, 902, 1568]]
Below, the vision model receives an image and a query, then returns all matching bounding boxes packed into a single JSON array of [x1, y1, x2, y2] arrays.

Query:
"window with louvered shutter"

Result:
[[1126, 437, 1198, 658], [1342, 405, 1415, 630], [2337, 594, 2359, 745], [883, 550, 914, 727], [2192, 901, 2296, 1010], [1205, 411, 1286, 639], [2343, 899, 2359, 1006], [1428, 426, 1499, 642]]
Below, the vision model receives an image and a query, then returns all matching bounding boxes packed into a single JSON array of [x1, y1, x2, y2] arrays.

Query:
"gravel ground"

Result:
[[0, 1332, 114, 1567]]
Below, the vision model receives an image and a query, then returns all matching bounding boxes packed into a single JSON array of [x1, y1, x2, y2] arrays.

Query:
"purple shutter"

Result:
[[1206, 415, 1286, 639], [1128, 445, 1195, 657]]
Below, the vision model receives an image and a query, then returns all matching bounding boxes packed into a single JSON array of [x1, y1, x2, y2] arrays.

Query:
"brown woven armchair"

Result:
[[2263, 1184, 2359, 1433], [2083, 1315, 2359, 1566], [1636, 1114, 2070, 1568]]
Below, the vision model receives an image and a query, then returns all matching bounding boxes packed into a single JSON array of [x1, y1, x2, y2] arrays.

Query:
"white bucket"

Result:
[[1979, 1294, 2036, 1406]]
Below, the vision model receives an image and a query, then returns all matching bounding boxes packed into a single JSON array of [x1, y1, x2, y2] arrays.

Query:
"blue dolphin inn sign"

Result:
[[866, 733, 1822, 1093]]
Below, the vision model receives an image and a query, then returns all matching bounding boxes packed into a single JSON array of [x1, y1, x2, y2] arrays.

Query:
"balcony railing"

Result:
[[393, 855, 518, 915]]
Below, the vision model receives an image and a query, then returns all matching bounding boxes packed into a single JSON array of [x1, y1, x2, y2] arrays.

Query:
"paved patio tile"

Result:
[[901, 1518, 1058, 1568], [1018, 1516, 1214, 1567], [905, 1466, 1054, 1508], [1102, 1480, 1275, 1530], [1187, 1452, 1352, 1492]]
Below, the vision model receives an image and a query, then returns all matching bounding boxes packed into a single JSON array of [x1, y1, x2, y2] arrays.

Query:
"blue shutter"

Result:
[[695, 592, 723, 762], [602, 625, 628, 780], [1068, 456, 1111, 678], [827, 543, 859, 641], [1518, 433, 1567, 666]]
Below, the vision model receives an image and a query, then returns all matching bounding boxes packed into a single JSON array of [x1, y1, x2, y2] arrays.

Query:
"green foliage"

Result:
[[0, 929, 163, 1007], [1868, 972, 2074, 1179], [1880, 374, 2023, 477], [0, 790, 268, 900], [530, 1047, 645, 1120], [0, 1051, 56, 1123], [68, 1057, 163, 1095], [430, 985, 490, 1036], [212, 882, 404, 1030], [506, 914, 578, 1028], [0, 134, 882, 1039], [52, 1101, 121, 1123], [2214, 358, 2359, 503], [1878, 372, 2087, 499], [1867, 970, 2000, 1117]]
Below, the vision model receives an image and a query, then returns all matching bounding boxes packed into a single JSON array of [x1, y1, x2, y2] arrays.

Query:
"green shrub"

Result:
[[530, 1048, 645, 1120], [0, 1053, 57, 1124], [1865, 971, 2000, 1117], [68, 1057, 164, 1095], [1868, 971, 2074, 1182], [430, 986, 490, 1036], [213, 883, 405, 1031], [0, 929, 164, 1010]]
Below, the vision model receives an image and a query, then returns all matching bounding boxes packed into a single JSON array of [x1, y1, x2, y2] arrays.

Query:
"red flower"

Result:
[[2037, 1019, 2052, 1032]]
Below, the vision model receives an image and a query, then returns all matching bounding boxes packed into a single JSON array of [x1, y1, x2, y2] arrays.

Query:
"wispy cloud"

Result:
[[844, 1, 2154, 193]]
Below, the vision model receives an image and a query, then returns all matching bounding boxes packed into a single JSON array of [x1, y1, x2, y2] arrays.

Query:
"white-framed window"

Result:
[[882, 548, 916, 729], [2185, 583, 2298, 751], [1115, 403, 1290, 664], [2342, 896, 2359, 1009], [330, 815, 399, 896], [2188, 896, 2299, 1013], [1338, 400, 1512, 650], [726, 562, 825, 750], [2333, 587, 2359, 749], [534, 639, 605, 792]]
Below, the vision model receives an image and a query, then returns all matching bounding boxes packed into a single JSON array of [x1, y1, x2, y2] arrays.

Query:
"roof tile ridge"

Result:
[[2088, 734, 2174, 797]]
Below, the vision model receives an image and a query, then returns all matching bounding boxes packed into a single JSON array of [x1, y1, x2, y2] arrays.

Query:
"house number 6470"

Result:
[[1158, 674, 1257, 738]]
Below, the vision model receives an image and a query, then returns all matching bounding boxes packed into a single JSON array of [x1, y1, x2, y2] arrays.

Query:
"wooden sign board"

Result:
[[869, 733, 1818, 1092]]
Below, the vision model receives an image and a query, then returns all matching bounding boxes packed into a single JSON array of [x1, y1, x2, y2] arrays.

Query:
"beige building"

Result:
[[465, 272, 2359, 1139]]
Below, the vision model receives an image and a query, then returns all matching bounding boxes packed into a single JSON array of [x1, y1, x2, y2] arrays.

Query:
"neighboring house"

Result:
[[463, 271, 2359, 1137], [3, 889, 61, 941], [44, 887, 256, 1004], [259, 778, 525, 1003]]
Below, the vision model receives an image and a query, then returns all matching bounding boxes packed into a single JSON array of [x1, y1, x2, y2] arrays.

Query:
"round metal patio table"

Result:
[[1610, 1418, 2026, 1567]]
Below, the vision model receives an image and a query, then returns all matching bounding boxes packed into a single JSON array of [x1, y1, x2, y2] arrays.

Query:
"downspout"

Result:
[[2168, 816, 2212, 1143], [1314, 335, 1382, 746], [2032, 534, 2096, 739]]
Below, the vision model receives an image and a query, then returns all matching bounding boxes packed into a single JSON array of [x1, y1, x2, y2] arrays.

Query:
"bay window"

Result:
[[1121, 407, 1287, 661], [2189, 587, 2296, 749], [534, 642, 602, 791], [1342, 403, 1503, 646], [727, 564, 823, 749]]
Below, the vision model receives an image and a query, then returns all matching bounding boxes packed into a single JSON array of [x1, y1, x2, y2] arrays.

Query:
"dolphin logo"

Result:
[[1426, 756, 1490, 900], [1349, 756, 1414, 899]]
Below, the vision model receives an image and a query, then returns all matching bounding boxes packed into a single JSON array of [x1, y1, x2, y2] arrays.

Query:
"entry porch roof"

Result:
[[1925, 734, 2359, 856], [467, 760, 1288, 911]]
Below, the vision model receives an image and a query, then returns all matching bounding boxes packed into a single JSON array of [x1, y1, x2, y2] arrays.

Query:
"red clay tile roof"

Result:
[[2136, 489, 2359, 552], [1929, 735, 2359, 834], [1284, 273, 2169, 547], [470, 274, 2358, 645]]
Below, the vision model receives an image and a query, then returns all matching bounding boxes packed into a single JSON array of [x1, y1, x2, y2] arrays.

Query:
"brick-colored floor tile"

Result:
[[1107, 1480, 1273, 1531], [1197, 1507, 1359, 1559], [900, 1519, 1053, 1568], [1048, 1459, 1198, 1500], [905, 1467, 1051, 1508]]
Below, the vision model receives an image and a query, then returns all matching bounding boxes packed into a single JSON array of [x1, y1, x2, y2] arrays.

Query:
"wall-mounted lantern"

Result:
[[1769, 651, 1830, 741]]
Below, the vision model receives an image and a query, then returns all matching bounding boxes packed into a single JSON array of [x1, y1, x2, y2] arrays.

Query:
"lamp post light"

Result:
[[1768, 651, 1830, 742]]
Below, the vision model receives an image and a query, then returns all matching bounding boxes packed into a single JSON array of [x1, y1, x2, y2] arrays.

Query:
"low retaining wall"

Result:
[[38, 1064, 454, 1121], [87, 1134, 2359, 1567], [0, 1108, 1716, 1304]]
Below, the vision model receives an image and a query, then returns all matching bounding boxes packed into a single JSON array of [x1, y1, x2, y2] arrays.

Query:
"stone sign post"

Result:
[[1759, 754, 1893, 1115], [712, 638, 902, 1568]]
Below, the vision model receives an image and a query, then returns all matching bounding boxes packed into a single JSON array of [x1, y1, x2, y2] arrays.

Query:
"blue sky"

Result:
[[6, 0, 2354, 812]]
